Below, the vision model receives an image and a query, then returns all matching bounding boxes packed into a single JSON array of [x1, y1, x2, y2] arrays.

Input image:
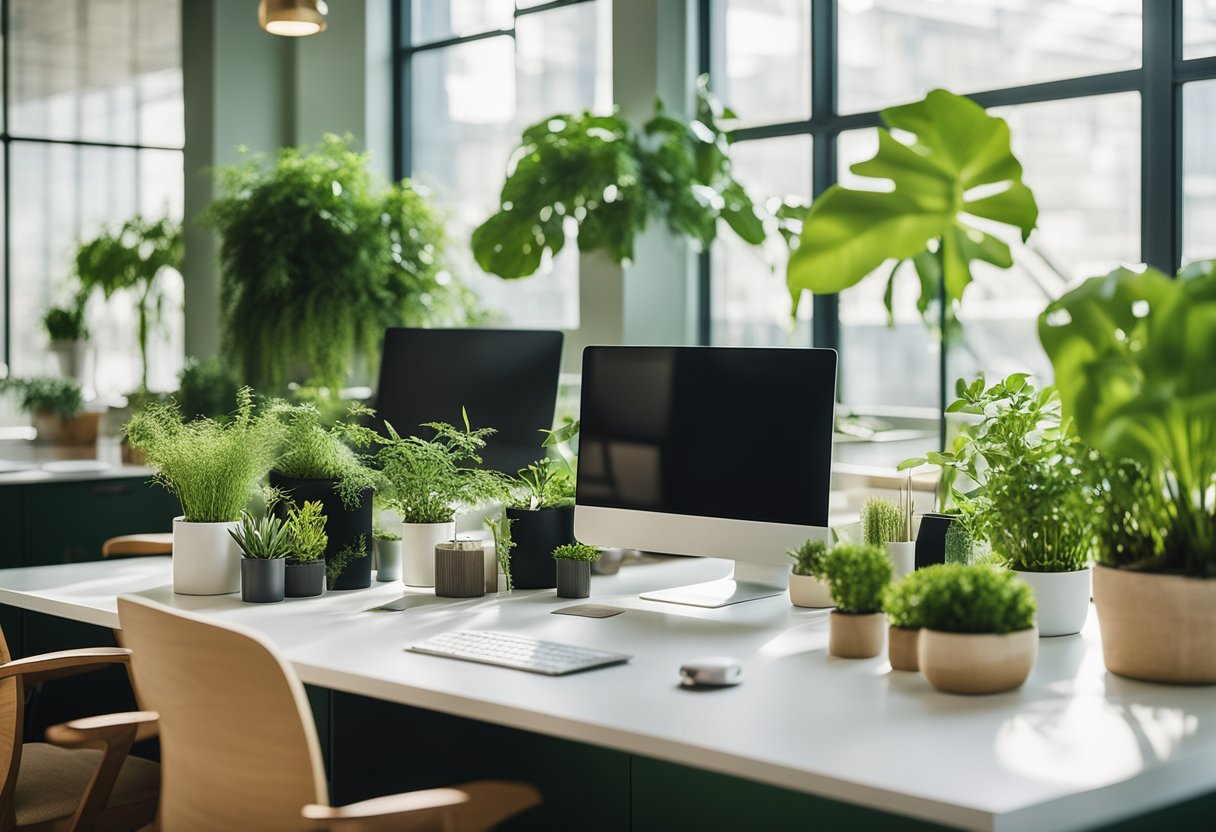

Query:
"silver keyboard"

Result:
[[408, 630, 632, 676]]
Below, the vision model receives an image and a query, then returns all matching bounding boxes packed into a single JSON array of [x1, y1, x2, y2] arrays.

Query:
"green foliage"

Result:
[[911, 564, 1036, 634], [787, 539, 828, 578], [43, 304, 89, 342], [74, 216, 182, 391], [821, 543, 892, 614], [944, 520, 974, 565], [485, 512, 516, 591], [1040, 262, 1216, 577], [552, 543, 600, 562], [229, 511, 292, 560], [375, 409, 508, 524], [861, 498, 909, 546], [373, 526, 402, 542], [788, 89, 1038, 323], [1082, 452, 1168, 570], [270, 402, 383, 508], [206, 134, 479, 391], [177, 357, 242, 422], [882, 568, 942, 629], [286, 500, 328, 563], [124, 388, 284, 523], [327, 534, 368, 589], [472, 76, 798, 280], [0, 377, 84, 419]]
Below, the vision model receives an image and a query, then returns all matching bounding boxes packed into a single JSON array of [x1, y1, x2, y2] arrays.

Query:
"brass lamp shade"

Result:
[[259, 0, 328, 37]]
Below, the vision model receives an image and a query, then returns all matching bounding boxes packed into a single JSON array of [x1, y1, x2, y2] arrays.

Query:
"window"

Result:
[[5, 0, 185, 396], [398, 0, 612, 330]]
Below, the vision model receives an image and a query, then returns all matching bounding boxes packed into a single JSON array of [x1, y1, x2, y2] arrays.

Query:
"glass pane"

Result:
[[839, 0, 1141, 115], [710, 0, 811, 127], [515, 0, 612, 124], [411, 0, 514, 44], [136, 0, 184, 147], [1184, 80, 1216, 262], [1185, 0, 1216, 59], [711, 135, 812, 345]]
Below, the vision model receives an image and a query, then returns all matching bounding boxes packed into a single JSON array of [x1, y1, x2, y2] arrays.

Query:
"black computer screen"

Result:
[[577, 346, 836, 526], [373, 328, 564, 474]]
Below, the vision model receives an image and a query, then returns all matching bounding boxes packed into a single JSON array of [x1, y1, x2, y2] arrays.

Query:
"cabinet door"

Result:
[[23, 478, 180, 566]]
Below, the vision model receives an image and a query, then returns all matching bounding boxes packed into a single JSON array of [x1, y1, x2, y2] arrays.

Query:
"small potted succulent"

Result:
[[284, 500, 328, 598], [882, 569, 936, 671], [915, 564, 1038, 695], [506, 420, 579, 590], [229, 511, 290, 604], [0, 377, 98, 445], [821, 543, 892, 659], [372, 526, 403, 583], [786, 539, 832, 608], [861, 491, 915, 579], [552, 543, 599, 599]]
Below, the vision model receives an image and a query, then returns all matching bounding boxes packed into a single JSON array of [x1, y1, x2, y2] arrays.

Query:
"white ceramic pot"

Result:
[[401, 521, 456, 587], [919, 628, 1038, 695], [172, 517, 241, 596], [788, 573, 833, 608], [887, 541, 916, 580], [1015, 567, 1092, 637]]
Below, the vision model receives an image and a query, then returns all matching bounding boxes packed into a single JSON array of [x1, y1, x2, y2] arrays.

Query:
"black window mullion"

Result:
[[393, 0, 408, 180], [1143, 0, 1179, 273], [696, 0, 711, 346], [810, 0, 838, 354], [2, 0, 8, 368]]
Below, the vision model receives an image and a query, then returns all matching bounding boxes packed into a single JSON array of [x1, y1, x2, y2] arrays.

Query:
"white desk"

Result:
[[1, 557, 1214, 831]]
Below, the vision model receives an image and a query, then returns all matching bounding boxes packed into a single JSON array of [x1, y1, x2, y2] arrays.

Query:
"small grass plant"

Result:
[[551, 543, 600, 562], [913, 564, 1036, 634], [821, 543, 892, 615], [271, 401, 383, 509], [883, 569, 938, 630]]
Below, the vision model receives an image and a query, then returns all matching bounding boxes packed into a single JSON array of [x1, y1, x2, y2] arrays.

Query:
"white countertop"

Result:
[[1, 557, 1213, 831]]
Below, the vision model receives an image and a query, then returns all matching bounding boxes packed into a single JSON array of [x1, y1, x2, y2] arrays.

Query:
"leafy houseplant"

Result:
[[786, 539, 832, 609], [1039, 261, 1216, 683], [883, 568, 940, 672], [125, 388, 284, 595], [820, 543, 892, 659], [473, 76, 798, 280], [206, 133, 478, 392], [43, 304, 89, 344], [861, 492, 915, 579], [229, 511, 289, 604], [284, 500, 328, 597], [552, 543, 599, 600], [0, 377, 95, 445], [913, 564, 1038, 695], [506, 420, 580, 591], [75, 216, 183, 392], [372, 525, 403, 584]]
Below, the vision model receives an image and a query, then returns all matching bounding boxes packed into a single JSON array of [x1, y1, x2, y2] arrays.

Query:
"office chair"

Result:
[[0, 627, 159, 831], [101, 535, 173, 559], [117, 596, 541, 831]]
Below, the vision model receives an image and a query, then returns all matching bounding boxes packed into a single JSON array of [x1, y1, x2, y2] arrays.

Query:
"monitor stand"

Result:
[[640, 561, 789, 609]]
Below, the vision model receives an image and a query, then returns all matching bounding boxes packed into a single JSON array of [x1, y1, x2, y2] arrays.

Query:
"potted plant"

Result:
[[42, 303, 90, 383], [284, 499, 328, 598], [485, 513, 515, 593], [506, 420, 579, 590], [1040, 261, 1216, 683], [552, 543, 599, 600], [375, 409, 507, 588], [229, 511, 290, 603], [882, 569, 937, 672], [124, 388, 283, 595], [861, 491, 915, 579], [372, 526, 402, 583], [269, 402, 383, 590], [786, 539, 832, 608], [0, 377, 97, 445], [914, 564, 1038, 695], [821, 543, 892, 659]]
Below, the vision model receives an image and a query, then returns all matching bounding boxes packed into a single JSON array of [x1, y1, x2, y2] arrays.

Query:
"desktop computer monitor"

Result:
[[374, 328, 564, 474], [574, 346, 837, 608]]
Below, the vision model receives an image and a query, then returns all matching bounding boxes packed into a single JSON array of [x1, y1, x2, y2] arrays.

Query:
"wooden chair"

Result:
[[116, 596, 541, 832], [0, 628, 159, 831], [100, 536, 173, 560]]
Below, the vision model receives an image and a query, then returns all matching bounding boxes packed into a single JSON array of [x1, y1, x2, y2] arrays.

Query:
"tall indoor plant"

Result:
[[503, 420, 579, 590], [1040, 261, 1216, 682]]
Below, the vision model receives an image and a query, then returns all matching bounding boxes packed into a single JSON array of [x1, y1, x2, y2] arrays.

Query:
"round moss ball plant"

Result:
[[821, 543, 892, 659]]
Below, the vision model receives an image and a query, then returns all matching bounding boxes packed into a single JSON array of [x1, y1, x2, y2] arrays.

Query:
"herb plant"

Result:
[[485, 513, 516, 591], [286, 500, 328, 563], [551, 543, 600, 562], [229, 511, 292, 560], [912, 564, 1036, 634], [124, 388, 284, 523], [270, 402, 383, 508], [0, 377, 85, 419], [787, 539, 828, 578], [206, 134, 478, 391], [821, 543, 892, 615], [882, 569, 939, 630], [327, 535, 368, 589], [43, 304, 89, 342]]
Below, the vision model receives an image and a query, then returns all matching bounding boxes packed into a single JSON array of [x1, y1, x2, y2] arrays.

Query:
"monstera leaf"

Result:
[[787, 89, 1038, 318]]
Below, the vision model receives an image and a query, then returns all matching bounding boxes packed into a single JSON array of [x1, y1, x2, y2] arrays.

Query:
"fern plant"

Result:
[[270, 402, 384, 508], [787, 540, 828, 578], [124, 388, 284, 523], [229, 511, 292, 559], [821, 543, 892, 615], [286, 500, 328, 563], [327, 535, 368, 589]]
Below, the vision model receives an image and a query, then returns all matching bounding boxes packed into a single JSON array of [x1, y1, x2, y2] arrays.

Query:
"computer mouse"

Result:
[[679, 657, 743, 687]]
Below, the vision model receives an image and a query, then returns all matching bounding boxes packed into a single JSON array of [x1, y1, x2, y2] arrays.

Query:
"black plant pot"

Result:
[[285, 560, 325, 598], [506, 506, 574, 590], [915, 513, 956, 570], [556, 559, 591, 599], [271, 473, 373, 591], [241, 558, 285, 603]]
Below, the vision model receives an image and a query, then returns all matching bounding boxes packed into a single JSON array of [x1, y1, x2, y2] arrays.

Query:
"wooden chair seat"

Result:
[[14, 743, 158, 832], [102, 535, 173, 559]]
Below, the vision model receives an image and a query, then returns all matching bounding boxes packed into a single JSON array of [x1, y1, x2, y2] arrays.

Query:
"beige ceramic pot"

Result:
[[829, 611, 885, 659], [789, 573, 833, 608], [919, 628, 1038, 695], [1092, 565, 1216, 684], [888, 627, 919, 672]]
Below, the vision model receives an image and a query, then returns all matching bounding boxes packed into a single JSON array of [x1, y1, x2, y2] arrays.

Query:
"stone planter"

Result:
[[556, 560, 591, 599], [241, 558, 285, 604], [1015, 567, 1092, 637], [788, 573, 833, 608], [888, 627, 919, 672], [285, 560, 325, 598], [434, 540, 487, 599], [828, 611, 885, 659], [919, 628, 1038, 695]]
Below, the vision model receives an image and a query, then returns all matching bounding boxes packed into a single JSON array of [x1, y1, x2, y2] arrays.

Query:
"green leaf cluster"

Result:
[[861, 497, 910, 546], [206, 134, 480, 392], [472, 76, 796, 280], [787, 539, 828, 578], [229, 510, 292, 560], [1039, 262, 1216, 576], [286, 500, 328, 563], [125, 388, 285, 523], [177, 358, 242, 422], [511, 419, 580, 510], [43, 304, 89, 343], [327, 534, 368, 589], [0, 377, 84, 419], [270, 402, 384, 509], [821, 543, 892, 614], [485, 512, 516, 591], [882, 567, 942, 629], [911, 563, 1036, 634], [788, 89, 1037, 323], [551, 543, 600, 562]]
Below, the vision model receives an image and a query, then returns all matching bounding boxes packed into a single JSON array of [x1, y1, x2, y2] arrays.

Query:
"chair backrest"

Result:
[[117, 597, 328, 832], [0, 627, 24, 829]]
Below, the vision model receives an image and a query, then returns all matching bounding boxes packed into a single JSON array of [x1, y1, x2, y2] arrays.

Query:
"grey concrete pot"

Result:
[[556, 560, 591, 599], [241, 558, 285, 604]]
